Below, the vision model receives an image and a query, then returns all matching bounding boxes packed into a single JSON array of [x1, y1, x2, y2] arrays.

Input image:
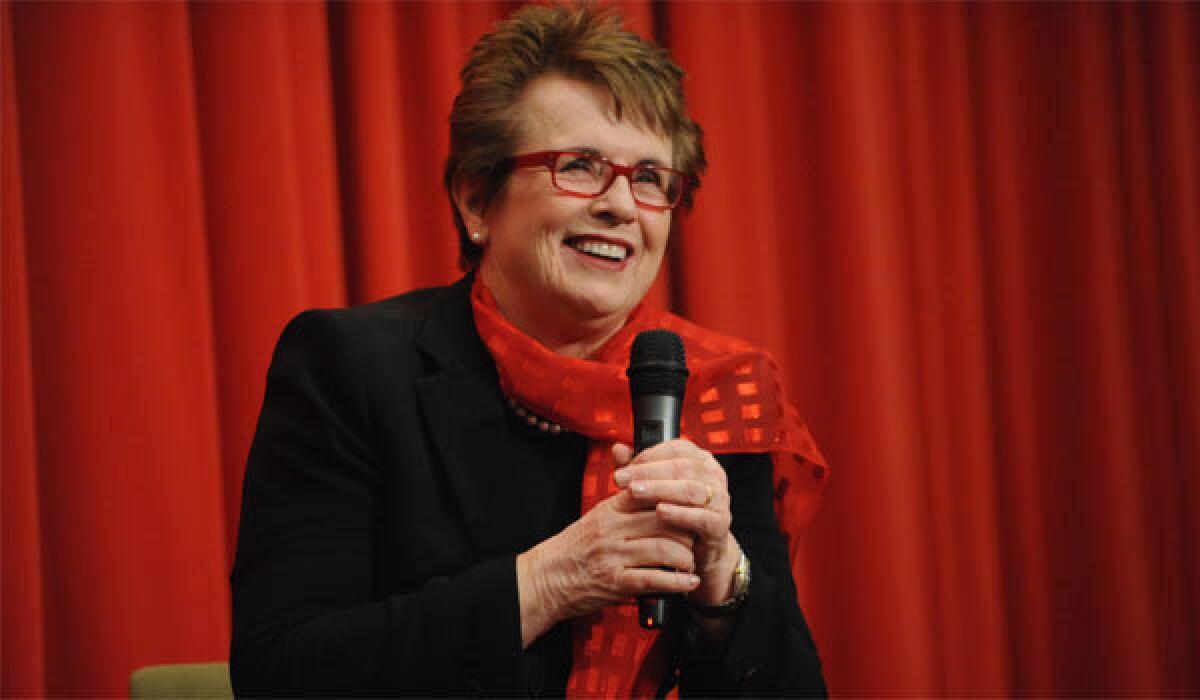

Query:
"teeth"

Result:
[[568, 239, 628, 261]]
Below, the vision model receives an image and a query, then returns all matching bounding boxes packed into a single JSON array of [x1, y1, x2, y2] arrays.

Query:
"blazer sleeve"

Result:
[[678, 451, 828, 697], [229, 309, 525, 696]]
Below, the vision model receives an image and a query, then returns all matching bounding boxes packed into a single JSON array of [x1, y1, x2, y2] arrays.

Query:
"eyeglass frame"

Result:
[[507, 150, 694, 212]]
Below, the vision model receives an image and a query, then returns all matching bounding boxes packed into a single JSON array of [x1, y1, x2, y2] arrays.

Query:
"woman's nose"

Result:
[[592, 173, 639, 222]]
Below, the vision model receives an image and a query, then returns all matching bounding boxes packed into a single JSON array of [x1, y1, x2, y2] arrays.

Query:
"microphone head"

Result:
[[627, 329, 689, 398]]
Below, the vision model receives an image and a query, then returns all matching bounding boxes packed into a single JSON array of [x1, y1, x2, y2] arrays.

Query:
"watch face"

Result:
[[690, 552, 751, 618], [733, 552, 751, 601]]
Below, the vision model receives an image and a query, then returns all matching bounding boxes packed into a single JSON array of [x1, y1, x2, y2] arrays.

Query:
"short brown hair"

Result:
[[443, 2, 706, 270]]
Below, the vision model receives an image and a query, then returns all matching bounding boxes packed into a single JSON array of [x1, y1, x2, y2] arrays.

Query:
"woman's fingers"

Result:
[[613, 440, 726, 489], [532, 486, 717, 624], [611, 442, 635, 467], [628, 478, 721, 509], [627, 438, 712, 468], [655, 501, 731, 542], [613, 440, 731, 543], [620, 536, 696, 572], [608, 440, 736, 585], [529, 441, 739, 624], [602, 501, 695, 546], [619, 567, 701, 596]]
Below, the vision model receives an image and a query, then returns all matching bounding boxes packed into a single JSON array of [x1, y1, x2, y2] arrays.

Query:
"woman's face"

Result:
[[475, 75, 674, 348]]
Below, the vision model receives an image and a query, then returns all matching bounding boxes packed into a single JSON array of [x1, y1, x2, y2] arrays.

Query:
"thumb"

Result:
[[611, 442, 634, 467]]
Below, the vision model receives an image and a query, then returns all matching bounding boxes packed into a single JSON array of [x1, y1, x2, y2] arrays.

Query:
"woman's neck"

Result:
[[479, 266, 626, 360]]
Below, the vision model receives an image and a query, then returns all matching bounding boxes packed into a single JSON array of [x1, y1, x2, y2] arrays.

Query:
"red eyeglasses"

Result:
[[508, 150, 692, 211]]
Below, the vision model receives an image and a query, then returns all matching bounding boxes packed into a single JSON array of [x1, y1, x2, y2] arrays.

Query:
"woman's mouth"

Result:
[[563, 235, 633, 268]]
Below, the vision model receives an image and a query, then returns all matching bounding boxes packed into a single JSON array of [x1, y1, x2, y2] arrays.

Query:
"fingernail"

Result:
[[689, 575, 701, 586], [631, 482, 646, 495], [613, 469, 629, 486]]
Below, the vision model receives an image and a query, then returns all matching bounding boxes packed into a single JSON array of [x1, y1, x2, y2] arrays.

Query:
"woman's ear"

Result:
[[452, 177, 487, 236]]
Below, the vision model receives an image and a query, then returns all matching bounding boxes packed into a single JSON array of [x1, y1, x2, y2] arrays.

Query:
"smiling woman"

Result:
[[462, 75, 675, 359], [229, 3, 828, 696]]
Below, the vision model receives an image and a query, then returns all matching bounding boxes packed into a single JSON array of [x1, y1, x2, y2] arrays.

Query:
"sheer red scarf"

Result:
[[470, 277, 827, 697]]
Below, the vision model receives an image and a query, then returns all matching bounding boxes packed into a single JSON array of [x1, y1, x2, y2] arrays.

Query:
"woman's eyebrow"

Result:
[[566, 146, 668, 168]]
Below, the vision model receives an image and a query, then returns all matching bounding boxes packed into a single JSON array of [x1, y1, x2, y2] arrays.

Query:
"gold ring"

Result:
[[702, 484, 713, 508]]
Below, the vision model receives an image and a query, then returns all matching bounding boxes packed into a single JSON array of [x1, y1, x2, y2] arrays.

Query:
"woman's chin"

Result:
[[557, 256, 654, 318], [558, 285, 639, 326]]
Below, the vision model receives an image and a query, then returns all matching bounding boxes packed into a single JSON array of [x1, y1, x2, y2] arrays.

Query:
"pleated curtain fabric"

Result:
[[3, 2, 1197, 696]]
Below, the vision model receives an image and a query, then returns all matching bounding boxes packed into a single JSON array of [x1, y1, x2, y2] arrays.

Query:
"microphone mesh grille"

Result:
[[630, 329, 685, 367], [628, 330, 688, 397]]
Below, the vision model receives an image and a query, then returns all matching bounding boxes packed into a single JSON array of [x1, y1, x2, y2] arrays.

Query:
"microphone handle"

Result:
[[632, 395, 681, 452], [631, 394, 681, 629]]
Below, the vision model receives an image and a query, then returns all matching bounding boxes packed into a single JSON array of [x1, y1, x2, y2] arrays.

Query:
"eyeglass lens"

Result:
[[552, 153, 682, 207]]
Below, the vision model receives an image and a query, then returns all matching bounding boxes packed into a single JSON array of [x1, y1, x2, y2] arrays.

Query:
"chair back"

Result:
[[129, 662, 232, 698]]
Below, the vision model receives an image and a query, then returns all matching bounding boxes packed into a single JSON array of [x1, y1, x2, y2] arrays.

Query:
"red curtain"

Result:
[[3, 2, 1197, 696]]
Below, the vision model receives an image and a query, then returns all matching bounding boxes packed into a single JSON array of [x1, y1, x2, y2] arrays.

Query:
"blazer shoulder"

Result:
[[278, 281, 464, 356]]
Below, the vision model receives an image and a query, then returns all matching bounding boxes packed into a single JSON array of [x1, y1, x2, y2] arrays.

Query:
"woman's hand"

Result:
[[516, 471, 701, 647], [612, 440, 743, 608]]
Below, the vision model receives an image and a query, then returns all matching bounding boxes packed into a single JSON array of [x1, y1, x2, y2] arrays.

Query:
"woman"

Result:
[[231, 3, 827, 696]]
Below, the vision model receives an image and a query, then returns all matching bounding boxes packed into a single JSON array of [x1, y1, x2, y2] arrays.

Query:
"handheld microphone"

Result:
[[627, 329, 689, 629]]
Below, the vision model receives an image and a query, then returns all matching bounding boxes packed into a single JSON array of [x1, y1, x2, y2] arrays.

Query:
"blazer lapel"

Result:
[[414, 277, 525, 560]]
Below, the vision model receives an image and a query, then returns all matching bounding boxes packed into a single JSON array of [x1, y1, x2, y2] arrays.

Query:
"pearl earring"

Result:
[[472, 231, 483, 242]]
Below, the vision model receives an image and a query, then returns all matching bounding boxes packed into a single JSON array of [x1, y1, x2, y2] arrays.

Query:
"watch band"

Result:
[[690, 550, 750, 618]]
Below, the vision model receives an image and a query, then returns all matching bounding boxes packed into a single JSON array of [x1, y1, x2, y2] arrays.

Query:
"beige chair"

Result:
[[129, 662, 232, 699]]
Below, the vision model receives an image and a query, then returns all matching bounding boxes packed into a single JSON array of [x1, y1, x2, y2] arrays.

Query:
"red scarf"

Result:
[[470, 277, 827, 697]]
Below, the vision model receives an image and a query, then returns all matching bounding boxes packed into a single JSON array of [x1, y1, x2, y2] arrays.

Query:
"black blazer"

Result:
[[229, 275, 826, 696]]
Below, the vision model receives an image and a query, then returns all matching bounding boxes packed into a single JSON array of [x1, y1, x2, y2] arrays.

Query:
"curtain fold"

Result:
[[6, 4, 229, 694], [3, 2, 1196, 696], [2, 3, 47, 694], [188, 1, 348, 556], [893, 4, 1011, 693]]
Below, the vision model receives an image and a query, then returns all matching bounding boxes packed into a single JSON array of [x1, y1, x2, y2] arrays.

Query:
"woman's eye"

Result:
[[633, 169, 664, 187], [559, 157, 597, 173]]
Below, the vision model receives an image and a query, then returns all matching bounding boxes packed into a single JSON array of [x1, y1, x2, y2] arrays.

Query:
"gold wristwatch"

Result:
[[691, 551, 750, 618]]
